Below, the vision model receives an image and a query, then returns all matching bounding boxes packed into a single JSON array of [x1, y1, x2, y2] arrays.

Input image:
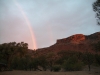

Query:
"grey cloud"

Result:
[[0, 0, 100, 49]]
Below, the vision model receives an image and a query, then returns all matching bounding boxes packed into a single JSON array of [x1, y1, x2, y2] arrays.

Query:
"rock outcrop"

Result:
[[35, 32, 100, 54], [57, 34, 85, 44]]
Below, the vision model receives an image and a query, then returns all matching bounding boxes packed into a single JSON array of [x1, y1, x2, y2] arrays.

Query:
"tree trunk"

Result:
[[88, 64, 91, 71]]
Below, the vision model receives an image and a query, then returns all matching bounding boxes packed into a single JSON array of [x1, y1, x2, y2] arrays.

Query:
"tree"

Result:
[[46, 52, 56, 71], [94, 41, 100, 54], [82, 52, 94, 71], [37, 55, 48, 71], [93, 0, 100, 25], [31, 57, 39, 71], [93, 41, 100, 65], [0, 42, 28, 70], [62, 55, 83, 71]]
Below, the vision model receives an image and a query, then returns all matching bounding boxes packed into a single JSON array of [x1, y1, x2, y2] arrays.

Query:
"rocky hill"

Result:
[[34, 32, 100, 55]]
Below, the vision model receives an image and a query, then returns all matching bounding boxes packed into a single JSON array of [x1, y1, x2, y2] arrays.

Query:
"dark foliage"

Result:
[[52, 65, 61, 72], [0, 41, 100, 71], [93, 0, 100, 25], [62, 56, 84, 71]]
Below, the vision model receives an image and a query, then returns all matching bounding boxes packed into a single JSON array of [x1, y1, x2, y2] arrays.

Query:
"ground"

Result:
[[0, 65, 100, 75], [0, 70, 100, 75]]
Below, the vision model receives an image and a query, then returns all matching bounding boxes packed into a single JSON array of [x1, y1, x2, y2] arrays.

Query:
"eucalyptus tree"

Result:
[[93, 0, 100, 25]]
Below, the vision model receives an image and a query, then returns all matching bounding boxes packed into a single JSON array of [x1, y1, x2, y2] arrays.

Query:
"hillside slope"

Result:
[[34, 32, 100, 55]]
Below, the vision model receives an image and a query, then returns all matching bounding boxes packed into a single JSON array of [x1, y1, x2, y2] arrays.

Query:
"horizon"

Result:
[[0, 0, 100, 50], [0, 31, 100, 50]]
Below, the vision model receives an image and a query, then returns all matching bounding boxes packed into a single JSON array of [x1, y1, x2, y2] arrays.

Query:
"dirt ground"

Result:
[[0, 66, 100, 75], [0, 70, 100, 75]]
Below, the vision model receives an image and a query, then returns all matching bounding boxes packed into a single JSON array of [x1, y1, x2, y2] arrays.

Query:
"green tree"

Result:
[[38, 55, 48, 71], [0, 42, 28, 70], [62, 55, 83, 71], [46, 52, 56, 71]]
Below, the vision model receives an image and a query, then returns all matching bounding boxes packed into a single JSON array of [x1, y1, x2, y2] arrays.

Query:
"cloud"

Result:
[[0, 0, 100, 49]]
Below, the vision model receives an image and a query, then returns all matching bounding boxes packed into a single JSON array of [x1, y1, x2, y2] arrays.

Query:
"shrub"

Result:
[[73, 62, 84, 71], [52, 65, 61, 72], [62, 56, 83, 71]]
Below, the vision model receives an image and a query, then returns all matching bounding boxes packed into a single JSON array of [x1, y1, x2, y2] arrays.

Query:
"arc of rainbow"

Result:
[[48, 25, 54, 45], [14, 0, 37, 50]]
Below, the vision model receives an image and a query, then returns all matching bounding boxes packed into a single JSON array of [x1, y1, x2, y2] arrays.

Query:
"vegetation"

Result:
[[0, 42, 100, 72], [93, 0, 100, 25], [0, 42, 28, 70], [82, 52, 94, 71], [62, 55, 83, 71], [52, 65, 61, 72]]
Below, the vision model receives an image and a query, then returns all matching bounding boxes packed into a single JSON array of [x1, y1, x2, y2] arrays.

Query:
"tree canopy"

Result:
[[93, 0, 100, 25]]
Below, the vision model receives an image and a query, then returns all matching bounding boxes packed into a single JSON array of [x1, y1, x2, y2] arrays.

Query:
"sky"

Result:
[[0, 0, 100, 50]]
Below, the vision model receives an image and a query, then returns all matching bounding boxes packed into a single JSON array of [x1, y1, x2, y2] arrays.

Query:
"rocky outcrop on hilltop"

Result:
[[35, 32, 100, 55], [57, 34, 85, 44]]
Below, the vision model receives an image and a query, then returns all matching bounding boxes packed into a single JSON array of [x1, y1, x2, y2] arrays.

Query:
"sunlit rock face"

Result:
[[70, 34, 85, 43], [35, 32, 100, 55], [57, 34, 85, 44]]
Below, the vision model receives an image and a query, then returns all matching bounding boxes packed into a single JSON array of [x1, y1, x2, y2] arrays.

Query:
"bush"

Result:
[[62, 56, 83, 71], [73, 62, 84, 71], [52, 65, 61, 72]]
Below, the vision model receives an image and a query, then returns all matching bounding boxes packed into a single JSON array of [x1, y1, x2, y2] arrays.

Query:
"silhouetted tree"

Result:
[[93, 0, 100, 25], [31, 57, 39, 71], [62, 55, 83, 71], [0, 42, 28, 70], [38, 55, 48, 71], [46, 52, 56, 71], [94, 41, 100, 54], [83, 52, 94, 71]]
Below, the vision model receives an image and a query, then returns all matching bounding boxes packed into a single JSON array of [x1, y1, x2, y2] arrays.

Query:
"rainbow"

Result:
[[14, 0, 37, 50], [47, 25, 54, 45]]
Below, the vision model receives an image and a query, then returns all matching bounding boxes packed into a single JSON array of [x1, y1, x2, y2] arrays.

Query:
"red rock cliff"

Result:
[[57, 34, 85, 44], [35, 32, 100, 54]]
